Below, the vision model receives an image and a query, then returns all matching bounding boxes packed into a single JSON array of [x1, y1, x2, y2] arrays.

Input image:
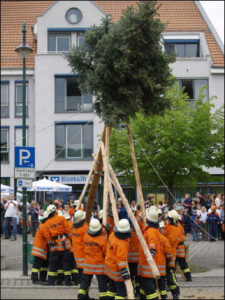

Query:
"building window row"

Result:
[[164, 40, 200, 58], [0, 127, 29, 163], [177, 79, 208, 102], [1, 81, 29, 118]]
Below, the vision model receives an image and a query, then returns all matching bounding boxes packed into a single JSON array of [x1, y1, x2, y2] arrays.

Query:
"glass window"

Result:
[[164, 41, 199, 57], [164, 44, 175, 55], [55, 76, 93, 113], [65, 8, 83, 24], [181, 80, 194, 100], [48, 33, 71, 53], [15, 82, 28, 117], [0, 128, 9, 163], [176, 44, 185, 57], [1, 82, 9, 118], [15, 128, 28, 146], [77, 33, 84, 47], [185, 44, 198, 57], [55, 123, 93, 160], [194, 79, 208, 102]]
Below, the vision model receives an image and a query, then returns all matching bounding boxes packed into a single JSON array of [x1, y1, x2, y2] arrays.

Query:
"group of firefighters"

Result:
[[31, 199, 192, 299]]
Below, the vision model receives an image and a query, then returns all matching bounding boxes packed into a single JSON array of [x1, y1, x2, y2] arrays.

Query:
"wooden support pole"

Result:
[[126, 123, 146, 226], [76, 162, 95, 210], [109, 163, 160, 279], [102, 127, 110, 226]]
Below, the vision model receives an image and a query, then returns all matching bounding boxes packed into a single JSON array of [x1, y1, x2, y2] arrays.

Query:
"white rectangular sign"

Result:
[[15, 168, 35, 179], [47, 174, 99, 185], [17, 179, 33, 188]]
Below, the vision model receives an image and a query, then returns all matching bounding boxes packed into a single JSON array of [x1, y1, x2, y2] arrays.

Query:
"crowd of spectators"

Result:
[[1, 191, 224, 242]]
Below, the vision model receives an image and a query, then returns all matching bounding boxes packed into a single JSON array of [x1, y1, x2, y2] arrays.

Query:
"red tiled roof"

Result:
[[1, 0, 224, 69]]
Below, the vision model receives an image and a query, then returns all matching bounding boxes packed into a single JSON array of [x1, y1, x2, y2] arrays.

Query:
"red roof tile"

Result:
[[1, 0, 224, 68]]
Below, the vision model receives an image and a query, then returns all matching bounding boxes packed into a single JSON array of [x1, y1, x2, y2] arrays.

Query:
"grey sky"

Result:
[[200, 1, 224, 43]]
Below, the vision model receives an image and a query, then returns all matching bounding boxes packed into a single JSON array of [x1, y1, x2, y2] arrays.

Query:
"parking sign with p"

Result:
[[15, 147, 35, 168]]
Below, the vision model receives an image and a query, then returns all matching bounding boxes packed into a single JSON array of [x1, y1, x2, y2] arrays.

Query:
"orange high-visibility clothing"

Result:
[[158, 231, 173, 275], [136, 215, 145, 233], [107, 216, 115, 235], [32, 223, 48, 260], [165, 223, 183, 268], [128, 230, 140, 263], [176, 221, 186, 258], [42, 214, 72, 252], [83, 232, 107, 275], [104, 232, 130, 282], [138, 226, 165, 277], [68, 207, 75, 218], [71, 222, 89, 269]]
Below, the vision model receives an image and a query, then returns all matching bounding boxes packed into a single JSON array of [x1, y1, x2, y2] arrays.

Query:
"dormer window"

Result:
[[65, 8, 82, 24], [164, 39, 200, 57], [48, 32, 71, 53]]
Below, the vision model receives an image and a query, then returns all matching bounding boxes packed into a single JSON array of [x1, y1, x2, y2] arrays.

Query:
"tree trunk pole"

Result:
[[76, 162, 95, 210], [85, 126, 106, 223], [109, 163, 160, 279], [126, 123, 146, 226], [102, 127, 110, 226]]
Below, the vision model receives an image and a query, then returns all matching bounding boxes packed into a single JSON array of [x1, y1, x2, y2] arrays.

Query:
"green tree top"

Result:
[[67, 1, 175, 127]]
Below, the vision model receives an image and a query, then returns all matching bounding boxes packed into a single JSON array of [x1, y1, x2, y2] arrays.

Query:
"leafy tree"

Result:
[[67, 1, 175, 127], [109, 85, 224, 208]]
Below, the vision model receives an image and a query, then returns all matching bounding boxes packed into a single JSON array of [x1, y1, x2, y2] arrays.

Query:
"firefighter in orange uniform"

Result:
[[176, 215, 192, 281], [165, 210, 182, 299], [41, 205, 72, 286], [78, 219, 108, 299], [128, 226, 140, 295], [71, 210, 89, 287], [31, 212, 48, 284], [105, 219, 131, 300], [138, 207, 163, 300]]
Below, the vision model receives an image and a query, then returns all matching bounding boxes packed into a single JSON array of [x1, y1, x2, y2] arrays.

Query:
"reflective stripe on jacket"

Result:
[[83, 232, 107, 275], [165, 224, 181, 268], [158, 231, 173, 275], [176, 221, 186, 258], [104, 232, 129, 282]]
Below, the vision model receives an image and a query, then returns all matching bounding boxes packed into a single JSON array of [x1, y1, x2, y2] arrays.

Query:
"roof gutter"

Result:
[[194, 1, 224, 55]]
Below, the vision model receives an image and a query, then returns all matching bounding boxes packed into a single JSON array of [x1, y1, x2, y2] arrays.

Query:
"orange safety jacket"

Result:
[[128, 230, 140, 263], [138, 226, 165, 278], [104, 232, 130, 282], [71, 221, 89, 269], [68, 207, 75, 218], [83, 231, 107, 275], [165, 223, 184, 268], [32, 223, 48, 260], [176, 221, 186, 258], [42, 213, 72, 252], [107, 216, 115, 235], [158, 231, 173, 275]]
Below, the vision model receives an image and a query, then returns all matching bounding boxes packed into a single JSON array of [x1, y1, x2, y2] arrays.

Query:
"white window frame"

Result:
[[65, 124, 83, 159], [15, 83, 28, 106], [1, 83, 9, 107]]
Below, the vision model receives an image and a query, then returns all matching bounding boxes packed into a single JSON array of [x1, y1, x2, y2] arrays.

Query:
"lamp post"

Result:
[[15, 22, 33, 276]]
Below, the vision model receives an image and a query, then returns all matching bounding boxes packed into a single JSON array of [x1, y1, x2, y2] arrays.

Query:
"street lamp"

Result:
[[15, 22, 33, 276]]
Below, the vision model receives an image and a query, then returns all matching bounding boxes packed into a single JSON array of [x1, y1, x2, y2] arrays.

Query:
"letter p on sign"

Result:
[[19, 149, 31, 165]]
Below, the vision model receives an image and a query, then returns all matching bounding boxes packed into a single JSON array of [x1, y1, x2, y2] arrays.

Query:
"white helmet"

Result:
[[43, 210, 49, 219], [89, 219, 101, 233], [146, 207, 158, 223], [159, 221, 165, 228], [57, 210, 64, 217], [98, 210, 103, 220], [178, 215, 182, 221], [158, 209, 162, 215], [64, 213, 71, 220], [168, 210, 179, 222], [74, 200, 79, 206], [74, 210, 86, 223], [115, 219, 131, 233], [46, 204, 56, 215]]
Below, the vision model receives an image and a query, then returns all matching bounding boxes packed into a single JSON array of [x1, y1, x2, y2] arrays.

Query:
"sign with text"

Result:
[[47, 174, 99, 185], [15, 147, 35, 168], [15, 168, 35, 179], [17, 179, 33, 188]]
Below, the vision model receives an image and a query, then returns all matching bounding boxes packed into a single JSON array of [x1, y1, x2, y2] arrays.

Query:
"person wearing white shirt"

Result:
[[3, 194, 18, 241], [199, 206, 208, 241]]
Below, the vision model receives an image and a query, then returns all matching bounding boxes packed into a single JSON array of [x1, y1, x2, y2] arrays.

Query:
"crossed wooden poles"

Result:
[[76, 126, 160, 298]]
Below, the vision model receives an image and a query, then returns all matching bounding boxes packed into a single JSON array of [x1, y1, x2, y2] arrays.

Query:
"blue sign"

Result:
[[18, 180, 23, 187], [15, 147, 35, 168]]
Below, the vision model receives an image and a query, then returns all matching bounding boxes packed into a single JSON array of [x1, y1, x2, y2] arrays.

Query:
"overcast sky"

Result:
[[200, 1, 224, 43]]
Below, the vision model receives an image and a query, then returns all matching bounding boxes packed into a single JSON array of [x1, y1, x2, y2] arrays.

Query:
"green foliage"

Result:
[[67, 1, 175, 127], [109, 85, 224, 188]]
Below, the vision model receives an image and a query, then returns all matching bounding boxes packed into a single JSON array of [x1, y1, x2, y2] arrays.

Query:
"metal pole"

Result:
[[22, 22, 28, 276]]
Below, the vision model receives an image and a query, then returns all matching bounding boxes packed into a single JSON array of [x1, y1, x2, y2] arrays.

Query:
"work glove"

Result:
[[150, 249, 156, 258], [120, 268, 131, 280]]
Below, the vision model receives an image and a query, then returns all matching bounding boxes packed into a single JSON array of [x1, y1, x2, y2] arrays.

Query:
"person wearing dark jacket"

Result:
[[207, 206, 221, 242], [30, 202, 39, 237]]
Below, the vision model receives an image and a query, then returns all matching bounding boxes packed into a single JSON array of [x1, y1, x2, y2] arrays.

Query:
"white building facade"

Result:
[[1, 1, 224, 200]]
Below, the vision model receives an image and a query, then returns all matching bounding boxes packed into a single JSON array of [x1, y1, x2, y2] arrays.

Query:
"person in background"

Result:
[[196, 191, 206, 207], [207, 206, 220, 242], [199, 206, 208, 241], [192, 215, 201, 242], [183, 194, 192, 208], [205, 194, 212, 210], [215, 194, 222, 209], [117, 198, 128, 220], [196, 203, 202, 217], [1, 197, 7, 237], [30, 202, 40, 237], [42, 199, 50, 211], [210, 194, 216, 207], [131, 201, 137, 214], [3, 194, 18, 241], [217, 205, 224, 240], [162, 201, 169, 214], [183, 207, 191, 235], [63, 204, 70, 215]]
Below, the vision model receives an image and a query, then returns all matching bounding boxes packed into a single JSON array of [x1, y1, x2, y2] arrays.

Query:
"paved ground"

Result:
[[1, 235, 224, 299]]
